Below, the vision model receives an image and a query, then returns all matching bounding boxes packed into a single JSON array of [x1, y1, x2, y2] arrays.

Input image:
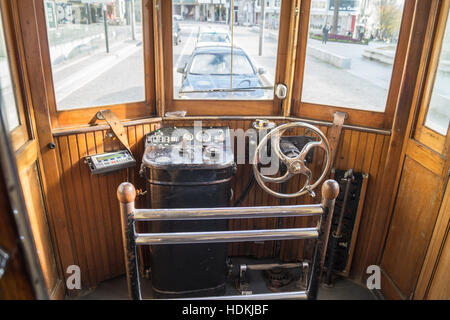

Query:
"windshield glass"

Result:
[[198, 33, 230, 43], [171, 0, 282, 99], [189, 53, 255, 75]]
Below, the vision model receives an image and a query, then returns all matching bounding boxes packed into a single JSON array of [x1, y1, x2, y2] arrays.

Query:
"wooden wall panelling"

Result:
[[17, 158, 59, 295], [85, 131, 114, 279], [93, 131, 118, 277], [423, 175, 450, 300], [239, 120, 259, 257], [52, 122, 158, 291], [355, 0, 433, 283], [76, 133, 104, 284], [380, 156, 443, 299], [415, 175, 450, 299], [378, 90, 449, 301], [57, 135, 93, 287], [231, 120, 253, 257], [349, 133, 390, 278], [426, 226, 450, 299]]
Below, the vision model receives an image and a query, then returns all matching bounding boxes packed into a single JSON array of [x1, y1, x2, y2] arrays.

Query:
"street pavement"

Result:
[[302, 38, 395, 111]]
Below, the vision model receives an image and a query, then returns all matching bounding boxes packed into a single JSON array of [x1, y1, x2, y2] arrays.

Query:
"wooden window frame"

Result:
[[291, 0, 416, 130], [19, 0, 421, 131], [414, 0, 450, 155], [0, 0, 30, 151], [27, 0, 156, 129], [160, 0, 297, 117]]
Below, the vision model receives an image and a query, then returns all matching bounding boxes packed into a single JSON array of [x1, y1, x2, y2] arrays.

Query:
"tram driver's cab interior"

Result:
[[0, 0, 449, 301]]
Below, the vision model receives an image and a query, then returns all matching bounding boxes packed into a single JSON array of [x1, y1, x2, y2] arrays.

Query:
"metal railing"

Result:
[[117, 180, 339, 300]]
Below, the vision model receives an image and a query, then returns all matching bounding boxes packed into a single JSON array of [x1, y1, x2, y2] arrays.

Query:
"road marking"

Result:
[[55, 43, 141, 105], [173, 26, 196, 95], [175, 26, 196, 69], [52, 41, 124, 75]]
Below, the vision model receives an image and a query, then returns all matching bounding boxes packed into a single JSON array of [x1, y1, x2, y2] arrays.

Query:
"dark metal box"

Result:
[[141, 126, 235, 298]]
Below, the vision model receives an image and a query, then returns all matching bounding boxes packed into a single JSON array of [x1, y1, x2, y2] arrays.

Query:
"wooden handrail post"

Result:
[[117, 182, 141, 300], [308, 179, 339, 299]]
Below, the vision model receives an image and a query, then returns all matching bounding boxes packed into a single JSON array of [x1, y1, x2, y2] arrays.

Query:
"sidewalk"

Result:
[[48, 24, 142, 65], [307, 38, 394, 91]]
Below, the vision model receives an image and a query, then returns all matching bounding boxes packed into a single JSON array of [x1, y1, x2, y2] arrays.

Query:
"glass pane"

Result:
[[172, 0, 281, 100], [424, 9, 450, 136], [302, 0, 405, 111], [0, 13, 20, 131], [44, 0, 145, 110]]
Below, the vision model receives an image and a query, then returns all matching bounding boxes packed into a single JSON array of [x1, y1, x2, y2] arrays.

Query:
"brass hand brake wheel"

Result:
[[252, 122, 331, 198]]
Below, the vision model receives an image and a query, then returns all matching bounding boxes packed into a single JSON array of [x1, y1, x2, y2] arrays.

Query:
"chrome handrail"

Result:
[[135, 227, 319, 245], [133, 204, 323, 221], [117, 180, 339, 300]]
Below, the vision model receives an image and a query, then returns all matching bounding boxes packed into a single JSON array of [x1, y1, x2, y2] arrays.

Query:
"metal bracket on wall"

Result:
[[90, 109, 132, 155], [327, 111, 348, 168]]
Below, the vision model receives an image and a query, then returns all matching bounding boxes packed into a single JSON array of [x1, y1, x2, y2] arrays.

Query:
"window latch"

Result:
[[275, 84, 288, 100]]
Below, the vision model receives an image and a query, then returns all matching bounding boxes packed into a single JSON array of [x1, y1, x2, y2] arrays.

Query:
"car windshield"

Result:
[[198, 33, 230, 43], [189, 53, 255, 75]]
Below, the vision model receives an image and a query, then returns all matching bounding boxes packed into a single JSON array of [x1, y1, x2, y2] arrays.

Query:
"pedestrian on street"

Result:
[[359, 29, 365, 42], [322, 24, 330, 44]]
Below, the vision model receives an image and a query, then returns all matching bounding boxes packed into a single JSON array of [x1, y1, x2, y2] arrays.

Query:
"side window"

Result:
[[0, 11, 20, 131], [301, 0, 405, 111], [424, 7, 450, 136], [413, 2, 450, 155], [43, 0, 145, 110]]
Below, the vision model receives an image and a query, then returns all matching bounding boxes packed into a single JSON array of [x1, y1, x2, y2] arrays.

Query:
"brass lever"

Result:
[[136, 189, 147, 198]]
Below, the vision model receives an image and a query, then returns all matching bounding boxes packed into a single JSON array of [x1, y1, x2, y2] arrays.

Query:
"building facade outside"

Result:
[[309, 0, 404, 42], [44, 0, 139, 28], [172, 0, 281, 28]]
